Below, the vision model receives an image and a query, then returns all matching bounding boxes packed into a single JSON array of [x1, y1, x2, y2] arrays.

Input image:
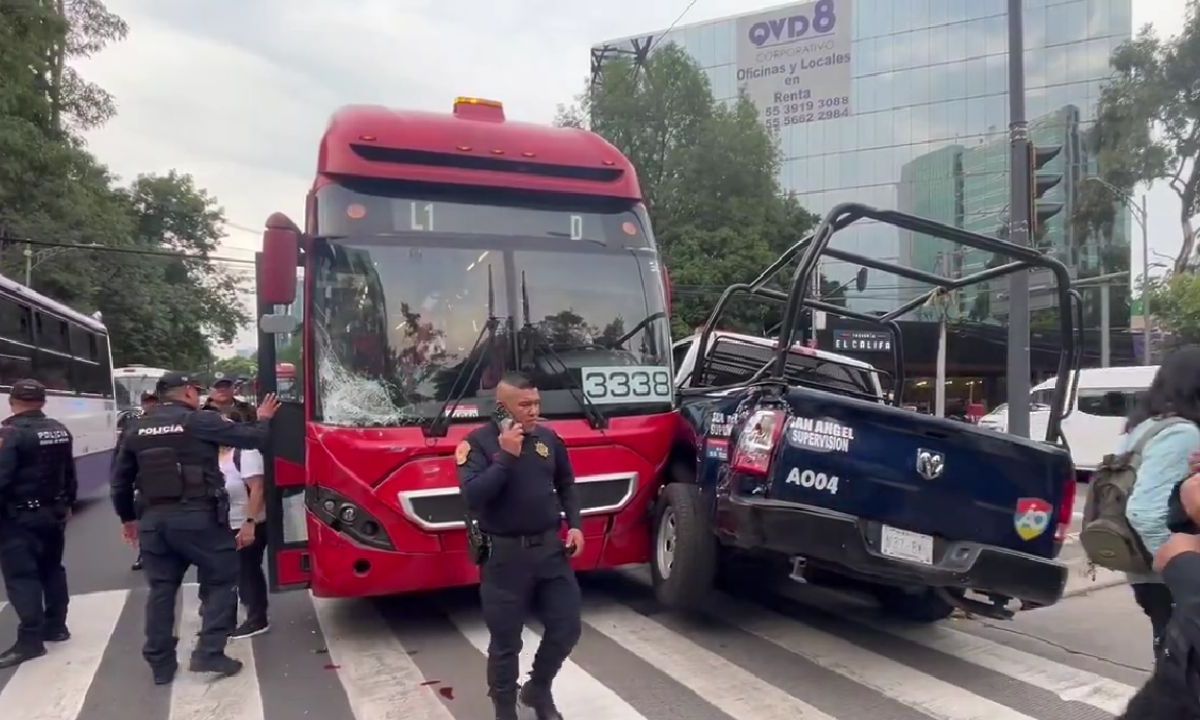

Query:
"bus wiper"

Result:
[[606, 311, 667, 349], [424, 265, 502, 438], [520, 272, 608, 430]]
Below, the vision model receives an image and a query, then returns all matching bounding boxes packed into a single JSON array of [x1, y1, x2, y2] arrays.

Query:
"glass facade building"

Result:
[[594, 0, 1133, 313], [594, 0, 1135, 409]]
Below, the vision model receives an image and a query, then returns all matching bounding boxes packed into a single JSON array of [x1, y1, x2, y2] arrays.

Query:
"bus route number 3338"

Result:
[[581, 366, 673, 405]]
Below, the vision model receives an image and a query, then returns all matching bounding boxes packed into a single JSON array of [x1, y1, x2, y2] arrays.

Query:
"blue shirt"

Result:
[[1120, 416, 1200, 583]]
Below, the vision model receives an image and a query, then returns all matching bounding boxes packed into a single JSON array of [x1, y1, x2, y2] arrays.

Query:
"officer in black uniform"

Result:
[[201, 376, 257, 422], [117, 391, 158, 572], [456, 372, 584, 720], [0, 379, 76, 669], [111, 371, 279, 685]]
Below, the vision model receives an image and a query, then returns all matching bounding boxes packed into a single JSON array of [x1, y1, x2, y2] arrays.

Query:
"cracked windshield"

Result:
[[311, 183, 670, 427]]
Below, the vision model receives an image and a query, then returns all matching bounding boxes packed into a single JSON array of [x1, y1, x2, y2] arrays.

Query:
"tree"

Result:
[[1146, 273, 1200, 345], [1091, 6, 1200, 273], [213, 354, 257, 379], [0, 2, 249, 372], [558, 45, 821, 336]]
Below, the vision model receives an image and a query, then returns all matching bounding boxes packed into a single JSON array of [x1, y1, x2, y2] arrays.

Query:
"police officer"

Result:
[[0, 379, 76, 669], [457, 372, 584, 720], [117, 391, 158, 572], [111, 371, 279, 685], [202, 376, 256, 422]]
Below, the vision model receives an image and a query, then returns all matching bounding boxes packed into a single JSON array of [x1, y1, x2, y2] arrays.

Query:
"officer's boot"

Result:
[[0, 642, 46, 670], [518, 679, 564, 720], [188, 653, 243, 677], [489, 690, 518, 720]]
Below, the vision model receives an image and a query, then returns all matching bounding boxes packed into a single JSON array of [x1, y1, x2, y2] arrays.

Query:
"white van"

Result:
[[978, 365, 1158, 477]]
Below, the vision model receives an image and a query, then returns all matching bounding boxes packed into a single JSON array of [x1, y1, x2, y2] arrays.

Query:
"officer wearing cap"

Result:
[[202, 376, 256, 423], [456, 372, 583, 720], [111, 371, 280, 685], [116, 391, 158, 572], [0, 379, 76, 669]]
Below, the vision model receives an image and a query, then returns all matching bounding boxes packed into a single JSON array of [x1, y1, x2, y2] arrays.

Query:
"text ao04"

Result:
[[785, 467, 840, 494]]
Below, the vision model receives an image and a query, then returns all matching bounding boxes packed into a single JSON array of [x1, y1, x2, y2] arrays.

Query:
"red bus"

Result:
[[254, 98, 676, 597]]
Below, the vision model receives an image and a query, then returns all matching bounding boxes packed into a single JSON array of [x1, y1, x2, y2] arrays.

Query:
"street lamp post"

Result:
[[1083, 177, 1150, 364]]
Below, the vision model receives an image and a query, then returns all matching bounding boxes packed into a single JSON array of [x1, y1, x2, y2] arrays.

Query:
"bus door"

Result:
[[256, 253, 311, 592]]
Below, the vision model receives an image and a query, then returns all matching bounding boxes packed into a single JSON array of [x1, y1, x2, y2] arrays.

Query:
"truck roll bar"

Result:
[[692, 203, 1078, 446], [774, 203, 1076, 445]]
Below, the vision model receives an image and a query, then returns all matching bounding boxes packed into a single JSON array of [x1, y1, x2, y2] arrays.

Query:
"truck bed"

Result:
[[762, 385, 1074, 559]]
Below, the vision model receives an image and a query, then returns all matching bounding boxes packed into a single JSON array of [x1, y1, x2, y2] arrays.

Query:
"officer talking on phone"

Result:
[[457, 372, 583, 720]]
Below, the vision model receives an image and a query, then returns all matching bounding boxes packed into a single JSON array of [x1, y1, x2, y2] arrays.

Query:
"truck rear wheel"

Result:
[[651, 483, 717, 611], [874, 586, 956, 623]]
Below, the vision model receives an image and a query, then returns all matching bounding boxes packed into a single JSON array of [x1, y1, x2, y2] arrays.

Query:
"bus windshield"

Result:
[[310, 182, 671, 427], [115, 375, 159, 410]]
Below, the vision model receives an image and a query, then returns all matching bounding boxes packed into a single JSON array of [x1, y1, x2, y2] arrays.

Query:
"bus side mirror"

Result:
[[261, 212, 300, 305]]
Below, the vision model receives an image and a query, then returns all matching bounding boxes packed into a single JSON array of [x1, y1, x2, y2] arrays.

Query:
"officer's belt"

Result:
[[488, 528, 559, 547], [7, 497, 65, 512]]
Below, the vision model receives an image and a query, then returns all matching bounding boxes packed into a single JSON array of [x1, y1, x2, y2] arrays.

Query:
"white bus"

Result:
[[0, 273, 118, 500], [113, 365, 169, 410]]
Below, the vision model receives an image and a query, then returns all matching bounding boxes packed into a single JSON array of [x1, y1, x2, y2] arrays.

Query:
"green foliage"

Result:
[[558, 44, 823, 338], [212, 354, 257, 380], [1091, 6, 1200, 273], [1147, 273, 1200, 344], [0, 0, 248, 371]]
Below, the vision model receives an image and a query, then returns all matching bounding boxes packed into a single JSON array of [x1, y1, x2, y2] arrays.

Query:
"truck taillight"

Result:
[[1054, 470, 1077, 545], [730, 409, 787, 476]]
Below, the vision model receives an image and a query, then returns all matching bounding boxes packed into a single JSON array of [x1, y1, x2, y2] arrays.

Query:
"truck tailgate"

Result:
[[766, 389, 1074, 558]]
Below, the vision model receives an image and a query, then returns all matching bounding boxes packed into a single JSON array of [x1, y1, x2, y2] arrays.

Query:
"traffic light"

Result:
[[1030, 144, 1064, 242]]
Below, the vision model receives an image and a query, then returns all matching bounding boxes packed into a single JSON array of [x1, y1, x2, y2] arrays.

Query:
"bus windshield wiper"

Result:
[[424, 265, 503, 438], [519, 272, 608, 430]]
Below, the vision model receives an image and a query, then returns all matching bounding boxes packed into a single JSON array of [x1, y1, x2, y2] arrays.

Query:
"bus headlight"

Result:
[[305, 487, 394, 551]]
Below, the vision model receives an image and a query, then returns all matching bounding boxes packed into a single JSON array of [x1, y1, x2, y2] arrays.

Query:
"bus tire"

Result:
[[651, 482, 717, 611], [873, 585, 956, 623]]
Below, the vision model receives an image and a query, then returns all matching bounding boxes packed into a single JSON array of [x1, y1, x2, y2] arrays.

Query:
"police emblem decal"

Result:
[[455, 441, 470, 466], [535, 441, 550, 458], [1013, 497, 1052, 541]]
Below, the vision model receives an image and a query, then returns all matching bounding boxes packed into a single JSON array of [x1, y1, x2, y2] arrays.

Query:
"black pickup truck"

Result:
[[653, 203, 1083, 622]]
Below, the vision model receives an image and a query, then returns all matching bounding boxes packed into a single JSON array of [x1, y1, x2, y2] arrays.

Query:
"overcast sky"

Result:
[[73, 0, 1189, 357]]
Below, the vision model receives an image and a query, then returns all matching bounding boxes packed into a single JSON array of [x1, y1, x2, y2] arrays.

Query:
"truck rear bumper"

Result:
[[718, 494, 1068, 607]]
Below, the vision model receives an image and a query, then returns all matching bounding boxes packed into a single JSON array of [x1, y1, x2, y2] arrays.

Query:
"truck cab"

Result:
[[651, 203, 1081, 623]]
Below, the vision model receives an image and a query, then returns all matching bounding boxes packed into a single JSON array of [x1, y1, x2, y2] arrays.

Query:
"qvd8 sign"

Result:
[[581, 366, 673, 405]]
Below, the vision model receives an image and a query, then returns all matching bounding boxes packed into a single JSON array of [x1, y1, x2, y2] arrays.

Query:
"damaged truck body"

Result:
[[655, 203, 1084, 622]]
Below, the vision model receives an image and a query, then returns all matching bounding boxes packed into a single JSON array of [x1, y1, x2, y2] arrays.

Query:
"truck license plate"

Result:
[[880, 525, 934, 565]]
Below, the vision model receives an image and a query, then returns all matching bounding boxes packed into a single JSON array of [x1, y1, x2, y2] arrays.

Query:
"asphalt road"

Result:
[[0, 483, 1155, 720]]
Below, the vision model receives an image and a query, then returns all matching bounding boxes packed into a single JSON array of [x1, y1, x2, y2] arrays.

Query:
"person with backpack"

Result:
[[1081, 347, 1200, 662], [217, 444, 269, 639]]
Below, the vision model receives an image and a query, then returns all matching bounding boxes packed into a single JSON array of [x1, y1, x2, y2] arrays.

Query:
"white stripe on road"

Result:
[[171, 590, 264, 720], [449, 608, 648, 720], [0, 601, 6, 615], [0, 589, 127, 720], [712, 594, 1037, 720], [313, 596, 454, 720], [866, 619, 1137, 715], [584, 602, 838, 720]]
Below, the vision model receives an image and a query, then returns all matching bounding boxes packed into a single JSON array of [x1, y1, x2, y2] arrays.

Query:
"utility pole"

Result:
[[935, 252, 949, 418], [1142, 193, 1151, 364], [1100, 282, 1110, 367], [1006, 0, 1032, 438]]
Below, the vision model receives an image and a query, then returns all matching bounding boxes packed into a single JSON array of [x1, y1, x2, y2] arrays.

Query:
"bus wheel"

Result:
[[651, 483, 716, 611]]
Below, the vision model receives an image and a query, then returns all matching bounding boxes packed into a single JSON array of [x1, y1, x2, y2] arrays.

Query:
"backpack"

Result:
[[1080, 416, 1190, 573]]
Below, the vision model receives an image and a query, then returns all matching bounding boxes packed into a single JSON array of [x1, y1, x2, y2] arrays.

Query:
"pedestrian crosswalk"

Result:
[[0, 574, 1144, 720]]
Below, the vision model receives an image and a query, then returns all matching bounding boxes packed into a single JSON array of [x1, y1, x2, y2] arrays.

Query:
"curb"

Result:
[[1061, 571, 1128, 599]]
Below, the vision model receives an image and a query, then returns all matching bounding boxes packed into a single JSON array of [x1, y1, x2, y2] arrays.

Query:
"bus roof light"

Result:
[[453, 97, 505, 122]]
